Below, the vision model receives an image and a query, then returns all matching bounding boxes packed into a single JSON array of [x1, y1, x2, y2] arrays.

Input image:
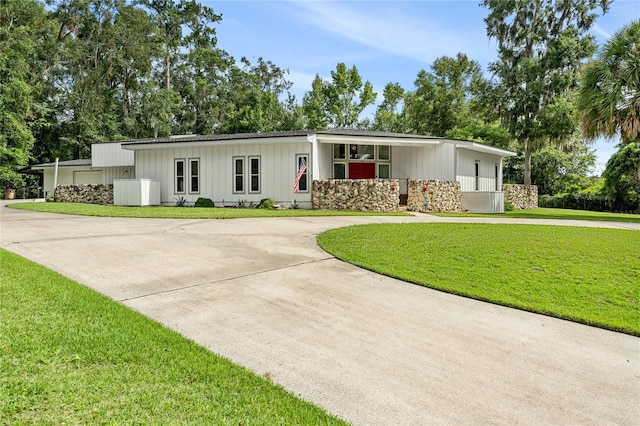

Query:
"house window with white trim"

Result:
[[475, 161, 480, 191], [249, 156, 260, 193], [233, 157, 244, 193], [295, 154, 309, 192], [175, 159, 185, 194], [333, 163, 346, 179], [378, 145, 390, 161], [378, 163, 390, 179], [189, 158, 199, 194], [495, 163, 499, 191]]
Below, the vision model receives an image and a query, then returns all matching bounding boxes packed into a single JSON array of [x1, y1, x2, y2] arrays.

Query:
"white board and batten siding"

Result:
[[133, 141, 312, 206], [91, 142, 136, 185], [456, 149, 503, 192], [461, 191, 505, 213], [391, 144, 456, 181], [92, 142, 135, 167], [42, 167, 99, 195]]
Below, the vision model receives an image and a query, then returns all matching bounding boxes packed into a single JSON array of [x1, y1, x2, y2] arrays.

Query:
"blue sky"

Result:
[[207, 0, 639, 173]]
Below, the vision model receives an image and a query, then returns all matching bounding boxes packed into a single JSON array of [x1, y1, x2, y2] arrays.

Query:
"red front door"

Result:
[[349, 163, 376, 179]]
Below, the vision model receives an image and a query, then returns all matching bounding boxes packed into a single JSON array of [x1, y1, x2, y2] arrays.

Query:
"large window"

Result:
[[189, 158, 199, 194], [233, 157, 244, 193], [349, 144, 374, 160], [333, 144, 346, 159], [295, 155, 309, 192], [249, 156, 260, 193], [175, 159, 185, 194]]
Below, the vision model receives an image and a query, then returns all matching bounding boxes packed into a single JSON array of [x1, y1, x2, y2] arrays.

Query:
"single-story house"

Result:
[[32, 129, 516, 212]]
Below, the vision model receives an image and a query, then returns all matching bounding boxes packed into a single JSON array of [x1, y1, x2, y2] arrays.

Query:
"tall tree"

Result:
[[302, 63, 376, 129], [373, 82, 406, 133], [405, 53, 484, 137], [136, 0, 223, 133], [0, 0, 54, 190], [482, 0, 610, 185], [577, 20, 640, 145], [218, 57, 299, 134]]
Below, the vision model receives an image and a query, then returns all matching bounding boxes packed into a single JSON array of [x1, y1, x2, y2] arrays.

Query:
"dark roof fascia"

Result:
[[30, 159, 93, 169], [121, 130, 312, 147]]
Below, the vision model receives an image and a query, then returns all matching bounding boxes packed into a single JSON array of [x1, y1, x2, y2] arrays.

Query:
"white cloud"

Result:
[[281, 1, 480, 64], [591, 23, 611, 40]]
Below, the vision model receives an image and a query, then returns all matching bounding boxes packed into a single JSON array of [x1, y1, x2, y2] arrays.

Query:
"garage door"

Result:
[[74, 170, 102, 184]]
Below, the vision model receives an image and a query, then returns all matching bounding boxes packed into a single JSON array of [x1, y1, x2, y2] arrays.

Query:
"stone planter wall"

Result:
[[503, 184, 538, 210], [54, 184, 113, 205], [312, 179, 400, 212], [407, 180, 462, 213]]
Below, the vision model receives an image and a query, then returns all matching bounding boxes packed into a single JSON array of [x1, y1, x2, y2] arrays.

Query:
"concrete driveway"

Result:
[[1, 202, 639, 425]]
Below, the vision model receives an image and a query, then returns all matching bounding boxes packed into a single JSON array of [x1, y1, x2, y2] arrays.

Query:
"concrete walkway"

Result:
[[1, 202, 639, 425]]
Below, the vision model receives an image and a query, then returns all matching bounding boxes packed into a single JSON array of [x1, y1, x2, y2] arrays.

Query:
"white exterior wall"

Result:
[[461, 191, 505, 213], [391, 144, 455, 181], [456, 149, 503, 192], [102, 166, 134, 184], [92, 142, 135, 167], [42, 167, 98, 196], [133, 141, 313, 206], [316, 142, 333, 180]]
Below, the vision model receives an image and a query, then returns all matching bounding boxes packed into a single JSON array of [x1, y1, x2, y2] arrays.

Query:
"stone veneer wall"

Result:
[[312, 179, 399, 212], [503, 184, 538, 210], [54, 184, 113, 205], [407, 180, 462, 213]]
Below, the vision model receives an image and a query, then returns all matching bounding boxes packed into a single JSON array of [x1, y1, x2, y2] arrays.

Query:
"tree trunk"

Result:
[[524, 139, 532, 186]]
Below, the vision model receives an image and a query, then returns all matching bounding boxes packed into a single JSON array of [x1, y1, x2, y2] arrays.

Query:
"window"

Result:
[[333, 144, 346, 159], [233, 157, 244, 193], [295, 155, 309, 192], [249, 156, 260, 193], [378, 146, 390, 161], [175, 159, 185, 194], [189, 158, 199, 193], [333, 163, 346, 179], [378, 163, 390, 179], [475, 161, 480, 191], [495, 163, 499, 191], [349, 144, 375, 160]]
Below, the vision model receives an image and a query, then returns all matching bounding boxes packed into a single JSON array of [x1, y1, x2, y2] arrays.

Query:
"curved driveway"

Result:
[[2, 202, 639, 425]]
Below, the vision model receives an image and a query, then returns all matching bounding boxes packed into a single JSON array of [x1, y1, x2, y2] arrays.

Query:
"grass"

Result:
[[0, 249, 346, 425], [433, 207, 640, 223], [7, 202, 409, 218], [318, 223, 640, 336]]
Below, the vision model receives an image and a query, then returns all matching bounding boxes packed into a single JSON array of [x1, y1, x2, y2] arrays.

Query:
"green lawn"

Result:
[[433, 207, 640, 223], [7, 202, 409, 218], [0, 249, 346, 425], [318, 223, 640, 335]]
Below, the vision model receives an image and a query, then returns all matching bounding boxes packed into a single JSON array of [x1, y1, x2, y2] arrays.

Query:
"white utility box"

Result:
[[114, 179, 160, 206]]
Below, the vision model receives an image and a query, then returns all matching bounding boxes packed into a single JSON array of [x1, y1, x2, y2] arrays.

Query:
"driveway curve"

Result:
[[2, 202, 639, 425]]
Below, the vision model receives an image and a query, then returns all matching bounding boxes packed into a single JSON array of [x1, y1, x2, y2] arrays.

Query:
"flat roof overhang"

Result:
[[314, 133, 444, 147]]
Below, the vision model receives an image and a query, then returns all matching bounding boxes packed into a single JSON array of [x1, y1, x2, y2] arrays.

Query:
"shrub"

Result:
[[256, 198, 276, 209], [194, 197, 214, 208], [504, 201, 515, 212], [175, 196, 187, 207]]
